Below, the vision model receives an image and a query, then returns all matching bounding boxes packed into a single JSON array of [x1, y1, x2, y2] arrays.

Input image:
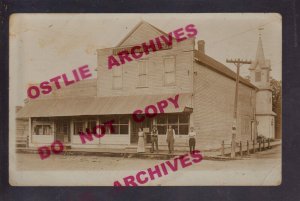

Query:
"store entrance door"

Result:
[[130, 118, 152, 144], [55, 120, 71, 143]]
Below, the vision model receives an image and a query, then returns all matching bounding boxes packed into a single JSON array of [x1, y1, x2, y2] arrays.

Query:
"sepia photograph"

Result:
[[9, 13, 282, 186]]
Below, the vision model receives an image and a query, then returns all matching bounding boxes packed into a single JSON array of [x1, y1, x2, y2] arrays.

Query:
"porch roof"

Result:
[[16, 93, 193, 118]]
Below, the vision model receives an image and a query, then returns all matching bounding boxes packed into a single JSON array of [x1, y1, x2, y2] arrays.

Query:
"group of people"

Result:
[[137, 125, 197, 154]]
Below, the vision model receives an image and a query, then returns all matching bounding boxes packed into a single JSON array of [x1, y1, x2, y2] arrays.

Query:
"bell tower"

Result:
[[249, 28, 276, 139], [249, 28, 271, 89]]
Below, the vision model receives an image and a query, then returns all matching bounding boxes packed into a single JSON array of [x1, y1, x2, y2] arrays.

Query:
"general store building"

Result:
[[17, 21, 271, 151]]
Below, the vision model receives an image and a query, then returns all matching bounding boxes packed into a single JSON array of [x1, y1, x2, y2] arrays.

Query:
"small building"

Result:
[[17, 21, 261, 151]]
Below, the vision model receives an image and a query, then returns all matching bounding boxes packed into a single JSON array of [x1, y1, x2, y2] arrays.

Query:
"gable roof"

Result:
[[116, 20, 170, 47], [114, 20, 256, 90]]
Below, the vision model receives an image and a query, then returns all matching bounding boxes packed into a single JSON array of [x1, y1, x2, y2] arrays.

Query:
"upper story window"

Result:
[[113, 67, 122, 89], [164, 57, 176, 85], [255, 71, 261, 82], [138, 60, 148, 87]]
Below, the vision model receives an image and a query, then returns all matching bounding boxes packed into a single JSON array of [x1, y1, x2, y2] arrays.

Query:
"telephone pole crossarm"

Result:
[[226, 59, 252, 65]]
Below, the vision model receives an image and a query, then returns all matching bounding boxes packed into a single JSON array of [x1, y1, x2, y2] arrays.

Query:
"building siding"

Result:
[[193, 62, 256, 149], [97, 39, 195, 97]]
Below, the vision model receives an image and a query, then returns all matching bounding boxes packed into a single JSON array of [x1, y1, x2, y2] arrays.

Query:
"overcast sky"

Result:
[[9, 13, 282, 106]]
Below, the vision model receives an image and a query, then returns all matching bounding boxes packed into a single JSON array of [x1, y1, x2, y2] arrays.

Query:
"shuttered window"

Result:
[[138, 60, 147, 87], [113, 67, 122, 89], [164, 57, 176, 85]]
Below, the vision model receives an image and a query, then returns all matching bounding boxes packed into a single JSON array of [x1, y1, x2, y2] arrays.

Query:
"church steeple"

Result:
[[255, 34, 265, 66], [249, 28, 271, 89]]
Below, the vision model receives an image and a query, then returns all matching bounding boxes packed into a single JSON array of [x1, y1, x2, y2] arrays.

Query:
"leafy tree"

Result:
[[270, 78, 282, 138]]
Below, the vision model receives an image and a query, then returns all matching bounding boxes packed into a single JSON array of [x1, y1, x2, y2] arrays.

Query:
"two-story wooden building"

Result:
[[17, 21, 258, 150]]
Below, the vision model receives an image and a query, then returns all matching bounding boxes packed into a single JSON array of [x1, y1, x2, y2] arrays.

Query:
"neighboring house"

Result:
[[17, 21, 266, 151]]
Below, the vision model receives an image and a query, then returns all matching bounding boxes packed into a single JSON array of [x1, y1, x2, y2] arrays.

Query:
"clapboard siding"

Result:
[[193, 62, 256, 149], [97, 38, 195, 97]]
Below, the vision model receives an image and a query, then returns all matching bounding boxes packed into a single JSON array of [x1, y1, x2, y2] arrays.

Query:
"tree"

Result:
[[270, 78, 282, 139]]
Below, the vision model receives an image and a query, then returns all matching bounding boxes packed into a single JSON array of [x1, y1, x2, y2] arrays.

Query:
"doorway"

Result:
[[55, 119, 71, 143], [130, 118, 152, 144]]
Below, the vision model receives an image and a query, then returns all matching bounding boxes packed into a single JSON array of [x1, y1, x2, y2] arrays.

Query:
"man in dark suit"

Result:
[[151, 126, 159, 152]]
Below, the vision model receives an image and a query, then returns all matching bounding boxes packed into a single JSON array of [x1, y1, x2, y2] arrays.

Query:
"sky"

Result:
[[9, 13, 282, 106]]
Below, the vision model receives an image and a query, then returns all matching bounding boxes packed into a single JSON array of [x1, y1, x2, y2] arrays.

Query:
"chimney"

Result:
[[198, 40, 205, 54]]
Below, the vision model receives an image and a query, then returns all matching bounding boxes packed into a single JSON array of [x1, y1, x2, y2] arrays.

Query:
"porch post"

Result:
[[97, 117, 100, 145], [28, 117, 32, 147], [128, 117, 131, 145], [70, 120, 74, 145]]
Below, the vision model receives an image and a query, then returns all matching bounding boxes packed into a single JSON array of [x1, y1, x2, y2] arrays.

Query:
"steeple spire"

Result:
[[255, 28, 265, 65]]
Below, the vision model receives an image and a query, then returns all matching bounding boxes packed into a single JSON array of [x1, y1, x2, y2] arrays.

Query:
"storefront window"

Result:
[[100, 115, 129, 135], [74, 121, 85, 135], [120, 125, 129, 134], [168, 114, 178, 124], [179, 125, 189, 135], [156, 113, 189, 135], [87, 120, 97, 132], [156, 115, 167, 124], [56, 121, 69, 134], [157, 125, 167, 135], [179, 113, 189, 123], [110, 122, 119, 135], [34, 125, 52, 135]]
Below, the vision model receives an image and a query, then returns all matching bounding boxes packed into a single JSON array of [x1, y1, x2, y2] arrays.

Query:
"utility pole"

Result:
[[226, 58, 251, 158]]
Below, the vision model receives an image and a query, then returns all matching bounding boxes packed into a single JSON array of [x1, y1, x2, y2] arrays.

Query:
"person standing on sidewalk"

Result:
[[137, 128, 145, 153], [188, 127, 196, 153], [151, 126, 159, 153], [166, 125, 175, 154]]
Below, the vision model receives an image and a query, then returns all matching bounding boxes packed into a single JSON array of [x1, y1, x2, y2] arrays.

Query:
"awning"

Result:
[[17, 93, 193, 118]]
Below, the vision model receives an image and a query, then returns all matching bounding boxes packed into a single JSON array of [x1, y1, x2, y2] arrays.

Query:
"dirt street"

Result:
[[15, 146, 281, 186]]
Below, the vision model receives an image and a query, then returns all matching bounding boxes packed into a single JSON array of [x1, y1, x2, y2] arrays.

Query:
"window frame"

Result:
[[163, 56, 176, 86], [73, 121, 85, 135], [33, 124, 52, 135], [112, 66, 123, 89], [99, 115, 129, 135], [156, 113, 189, 135], [55, 121, 70, 134], [137, 60, 148, 88], [87, 120, 97, 133]]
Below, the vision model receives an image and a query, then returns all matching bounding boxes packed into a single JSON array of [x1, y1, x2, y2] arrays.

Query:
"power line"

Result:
[[208, 19, 279, 48]]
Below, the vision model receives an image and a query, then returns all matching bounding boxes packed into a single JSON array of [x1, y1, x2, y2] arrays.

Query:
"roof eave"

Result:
[[194, 51, 258, 90]]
